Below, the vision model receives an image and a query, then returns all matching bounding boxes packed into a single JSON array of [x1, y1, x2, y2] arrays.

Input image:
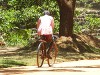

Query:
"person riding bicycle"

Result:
[[37, 10, 54, 59]]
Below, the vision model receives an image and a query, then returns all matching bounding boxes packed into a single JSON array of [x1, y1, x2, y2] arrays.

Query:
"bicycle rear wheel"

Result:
[[47, 42, 58, 67], [37, 42, 45, 67]]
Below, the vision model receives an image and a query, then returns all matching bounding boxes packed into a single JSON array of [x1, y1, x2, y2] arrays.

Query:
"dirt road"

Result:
[[0, 47, 100, 75], [0, 60, 100, 75]]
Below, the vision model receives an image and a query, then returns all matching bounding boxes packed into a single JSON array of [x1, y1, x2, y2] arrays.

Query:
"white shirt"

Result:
[[38, 15, 53, 35]]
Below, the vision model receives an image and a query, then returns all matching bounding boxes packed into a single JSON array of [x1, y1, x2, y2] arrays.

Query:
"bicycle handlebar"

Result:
[[31, 28, 37, 31]]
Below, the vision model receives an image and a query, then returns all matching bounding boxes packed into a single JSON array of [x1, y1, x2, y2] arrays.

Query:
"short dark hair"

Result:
[[43, 10, 50, 15]]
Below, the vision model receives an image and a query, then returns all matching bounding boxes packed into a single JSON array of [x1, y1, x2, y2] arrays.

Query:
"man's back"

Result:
[[37, 10, 54, 35], [40, 15, 53, 27]]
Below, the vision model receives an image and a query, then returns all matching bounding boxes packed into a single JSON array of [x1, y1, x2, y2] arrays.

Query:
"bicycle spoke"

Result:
[[47, 42, 58, 67]]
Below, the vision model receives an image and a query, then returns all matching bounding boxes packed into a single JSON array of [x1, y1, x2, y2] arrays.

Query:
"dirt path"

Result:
[[0, 47, 100, 75], [0, 60, 100, 75]]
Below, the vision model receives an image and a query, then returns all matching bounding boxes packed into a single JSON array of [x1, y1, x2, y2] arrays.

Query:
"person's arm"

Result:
[[37, 19, 41, 29], [51, 18, 54, 29]]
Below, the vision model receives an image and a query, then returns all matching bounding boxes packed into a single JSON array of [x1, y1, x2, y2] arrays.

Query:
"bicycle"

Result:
[[37, 35, 58, 67]]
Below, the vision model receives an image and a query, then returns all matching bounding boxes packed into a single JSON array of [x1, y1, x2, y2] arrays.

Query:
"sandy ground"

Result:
[[0, 47, 100, 75], [0, 60, 100, 75]]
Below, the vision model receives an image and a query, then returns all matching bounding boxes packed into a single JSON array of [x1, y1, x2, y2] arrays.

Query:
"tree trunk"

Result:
[[56, 0, 76, 37]]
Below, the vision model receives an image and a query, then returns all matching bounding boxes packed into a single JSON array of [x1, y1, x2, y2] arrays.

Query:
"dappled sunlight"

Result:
[[0, 60, 100, 75]]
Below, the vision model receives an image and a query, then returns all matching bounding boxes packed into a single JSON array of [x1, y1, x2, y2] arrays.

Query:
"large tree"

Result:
[[56, 0, 76, 37]]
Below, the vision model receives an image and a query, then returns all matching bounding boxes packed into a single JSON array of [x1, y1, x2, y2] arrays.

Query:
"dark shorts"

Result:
[[40, 35, 53, 42]]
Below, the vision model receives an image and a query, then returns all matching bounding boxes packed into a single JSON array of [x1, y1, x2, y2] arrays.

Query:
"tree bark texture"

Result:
[[56, 0, 76, 37]]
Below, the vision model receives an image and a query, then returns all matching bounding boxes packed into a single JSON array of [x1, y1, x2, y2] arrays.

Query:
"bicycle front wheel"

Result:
[[37, 42, 45, 67], [47, 42, 58, 67]]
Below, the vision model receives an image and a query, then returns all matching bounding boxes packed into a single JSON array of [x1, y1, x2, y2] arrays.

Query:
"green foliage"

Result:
[[76, 0, 100, 8], [0, 0, 59, 46], [86, 16, 100, 29], [5, 29, 31, 46], [94, 0, 100, 2], [0, 0, 99, 46], [74, 9, 100, 33], [74, 17, 100, 33]]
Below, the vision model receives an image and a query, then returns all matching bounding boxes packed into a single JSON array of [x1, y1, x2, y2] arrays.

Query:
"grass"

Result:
[[0, 59, 26, 68], [0, 56, 36, 68], [0, 47, 100, 68], [95, 36, 100, 39], [0, 48, 37, 68], [56, 51, 100, 63]]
